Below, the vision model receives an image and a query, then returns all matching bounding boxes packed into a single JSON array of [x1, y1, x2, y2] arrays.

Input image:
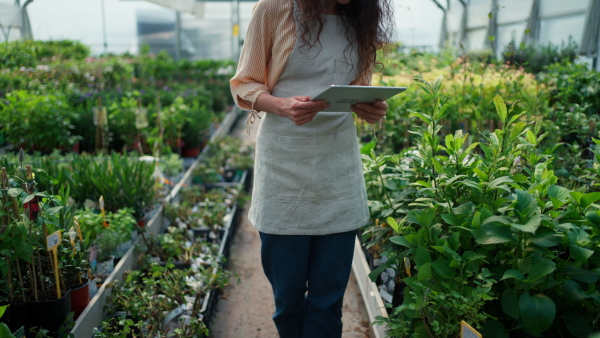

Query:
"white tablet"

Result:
[[312, 85, 407, 112]]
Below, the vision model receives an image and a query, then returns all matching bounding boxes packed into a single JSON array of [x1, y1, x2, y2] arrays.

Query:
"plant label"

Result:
[[69, 227, 77, 252], [460, 321, 482, 338], [99, 196, 108, 227], [46, 231, 61, 251], [161, 304, 186, 331], [47, 231, 63, 298], [69, 227, 76, 242], [379, 288, 393, 303], [74, 217, 83, 242], [13, 326, 25, 338], [404, 257, 412, 276], [135, 108, 149, 129], [93, 106, 108, 126]]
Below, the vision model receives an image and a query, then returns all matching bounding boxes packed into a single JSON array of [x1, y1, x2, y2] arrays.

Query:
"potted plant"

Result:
[[75, 207, 137, 278], [181, 103, 212, 158]]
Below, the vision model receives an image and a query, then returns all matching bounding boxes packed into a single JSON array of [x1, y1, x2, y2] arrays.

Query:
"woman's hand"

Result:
[[279, 96, 330, 126], [254, 93, 330, 126], [351, 100, 388, 124]]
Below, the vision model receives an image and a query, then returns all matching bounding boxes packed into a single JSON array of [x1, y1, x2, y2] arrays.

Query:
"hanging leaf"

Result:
[[581, 192, 600, 209], [417, 262, 433, 281], [21, 194, 35, 205], [562, 280, 589, 303], [501, 288, 520, 319], [493, 95, 507, 125], [7, 188, 22, 197], [563, 312, 592, 338], [407, 209, 436, 227], [409, 111, 432, 124], [527, 228, 562, 247], [569, 245, 594, 264], [432, 259, 454, 278], [527, 259, 556, 282], [514, 189, 537, 218], [564, 266, 599, 284], [518, 293, 556, 336], [415, 246, 432, 267], [387, 217, 400, 233], [475, 223, 514, 244], [510, 214, 541, 234], [501, 269, 525, 281], [390, 236, 413, 248], [453, 202, 475, 215], [585, 211, 600, 227], [432, 75, 443, 95]]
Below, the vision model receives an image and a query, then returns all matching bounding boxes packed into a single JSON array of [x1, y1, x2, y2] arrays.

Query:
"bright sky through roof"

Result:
[[26, 0, 444, 56]]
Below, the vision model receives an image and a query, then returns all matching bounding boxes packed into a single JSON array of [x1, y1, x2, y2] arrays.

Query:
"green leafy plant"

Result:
[[502, 38, 579, 74], [68, 153, 157, 219], [366, 76, 600, 337], [75, 208, 137, 262], [99, 262, 229, 337], [0, 90, 80, 152]]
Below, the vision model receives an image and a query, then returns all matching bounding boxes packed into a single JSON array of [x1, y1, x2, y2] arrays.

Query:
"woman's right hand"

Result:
[[254, 93, 330, 126], [279, 96, 330, 126]]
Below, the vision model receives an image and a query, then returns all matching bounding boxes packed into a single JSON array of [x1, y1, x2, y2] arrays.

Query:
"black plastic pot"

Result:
[[6, 301, 29, 333], [392, 281, 406, 308], [29, 290, 71, 336], [221, 168, 237, 183]]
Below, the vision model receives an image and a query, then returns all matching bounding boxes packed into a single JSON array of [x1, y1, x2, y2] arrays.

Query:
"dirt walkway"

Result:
[[209, 114, 372, 338]]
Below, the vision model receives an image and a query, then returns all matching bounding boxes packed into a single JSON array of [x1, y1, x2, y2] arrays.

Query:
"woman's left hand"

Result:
[[351, 100, 388, 124]]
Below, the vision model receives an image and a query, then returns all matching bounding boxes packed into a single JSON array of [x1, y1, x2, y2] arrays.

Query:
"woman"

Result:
[[230, 0, 394, 336]]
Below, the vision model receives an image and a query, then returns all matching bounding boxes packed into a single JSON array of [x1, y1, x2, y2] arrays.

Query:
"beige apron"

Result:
[[249, 3, 369, 235]]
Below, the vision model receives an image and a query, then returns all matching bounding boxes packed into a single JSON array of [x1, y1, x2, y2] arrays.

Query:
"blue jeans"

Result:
[[259, 230, 356, 338]]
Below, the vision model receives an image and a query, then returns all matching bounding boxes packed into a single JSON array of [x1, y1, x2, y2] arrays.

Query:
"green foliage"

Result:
[[0, 40, 236, 154], [68, 153, 156, 218], [365, 77, 600, 337], [98, 263, 229, 337], [539, 61, 600, 117], [0, 40, 90, 69], [502, 38, 579, 74], [369, 52, 548, 156], [0, 90, 80, 152], [75, 208, 137, 262]]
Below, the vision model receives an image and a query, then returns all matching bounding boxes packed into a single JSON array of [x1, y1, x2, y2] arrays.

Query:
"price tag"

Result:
[[135, 108, 149, 129], [68, 227, 77, 252], [404, 257, 411, 277], [99, 196, 108, 227], [93, 107, 108, 126], [69, 227, 76, 242], [460, 321, 482, 338], [74, 217, 83, 242], [46, 231, 61, 251]]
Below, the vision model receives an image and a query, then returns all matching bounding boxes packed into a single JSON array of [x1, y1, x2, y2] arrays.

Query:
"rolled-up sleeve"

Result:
[[230, 1, 272, 111]]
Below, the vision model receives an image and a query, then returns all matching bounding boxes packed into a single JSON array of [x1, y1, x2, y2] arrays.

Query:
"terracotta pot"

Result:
[[70, 279, 91, 319], [181, 146, 201, 158]]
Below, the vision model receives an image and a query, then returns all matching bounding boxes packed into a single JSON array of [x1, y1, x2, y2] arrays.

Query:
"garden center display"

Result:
[[1, 29, 599, 337]]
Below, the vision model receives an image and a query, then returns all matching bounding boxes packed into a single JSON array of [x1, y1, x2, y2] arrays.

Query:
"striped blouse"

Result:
[[229, 0, 372, 112]]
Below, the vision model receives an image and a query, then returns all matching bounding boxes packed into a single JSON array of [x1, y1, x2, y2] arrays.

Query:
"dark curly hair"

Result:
[[297, 0, 395, 83]]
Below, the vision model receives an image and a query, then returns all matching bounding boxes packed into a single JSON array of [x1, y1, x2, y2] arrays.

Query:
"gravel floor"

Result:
[[208, 114, 372, 338]]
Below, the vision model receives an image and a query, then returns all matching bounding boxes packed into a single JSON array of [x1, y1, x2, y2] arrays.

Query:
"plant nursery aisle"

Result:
[[209, 115, 372, 338]]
